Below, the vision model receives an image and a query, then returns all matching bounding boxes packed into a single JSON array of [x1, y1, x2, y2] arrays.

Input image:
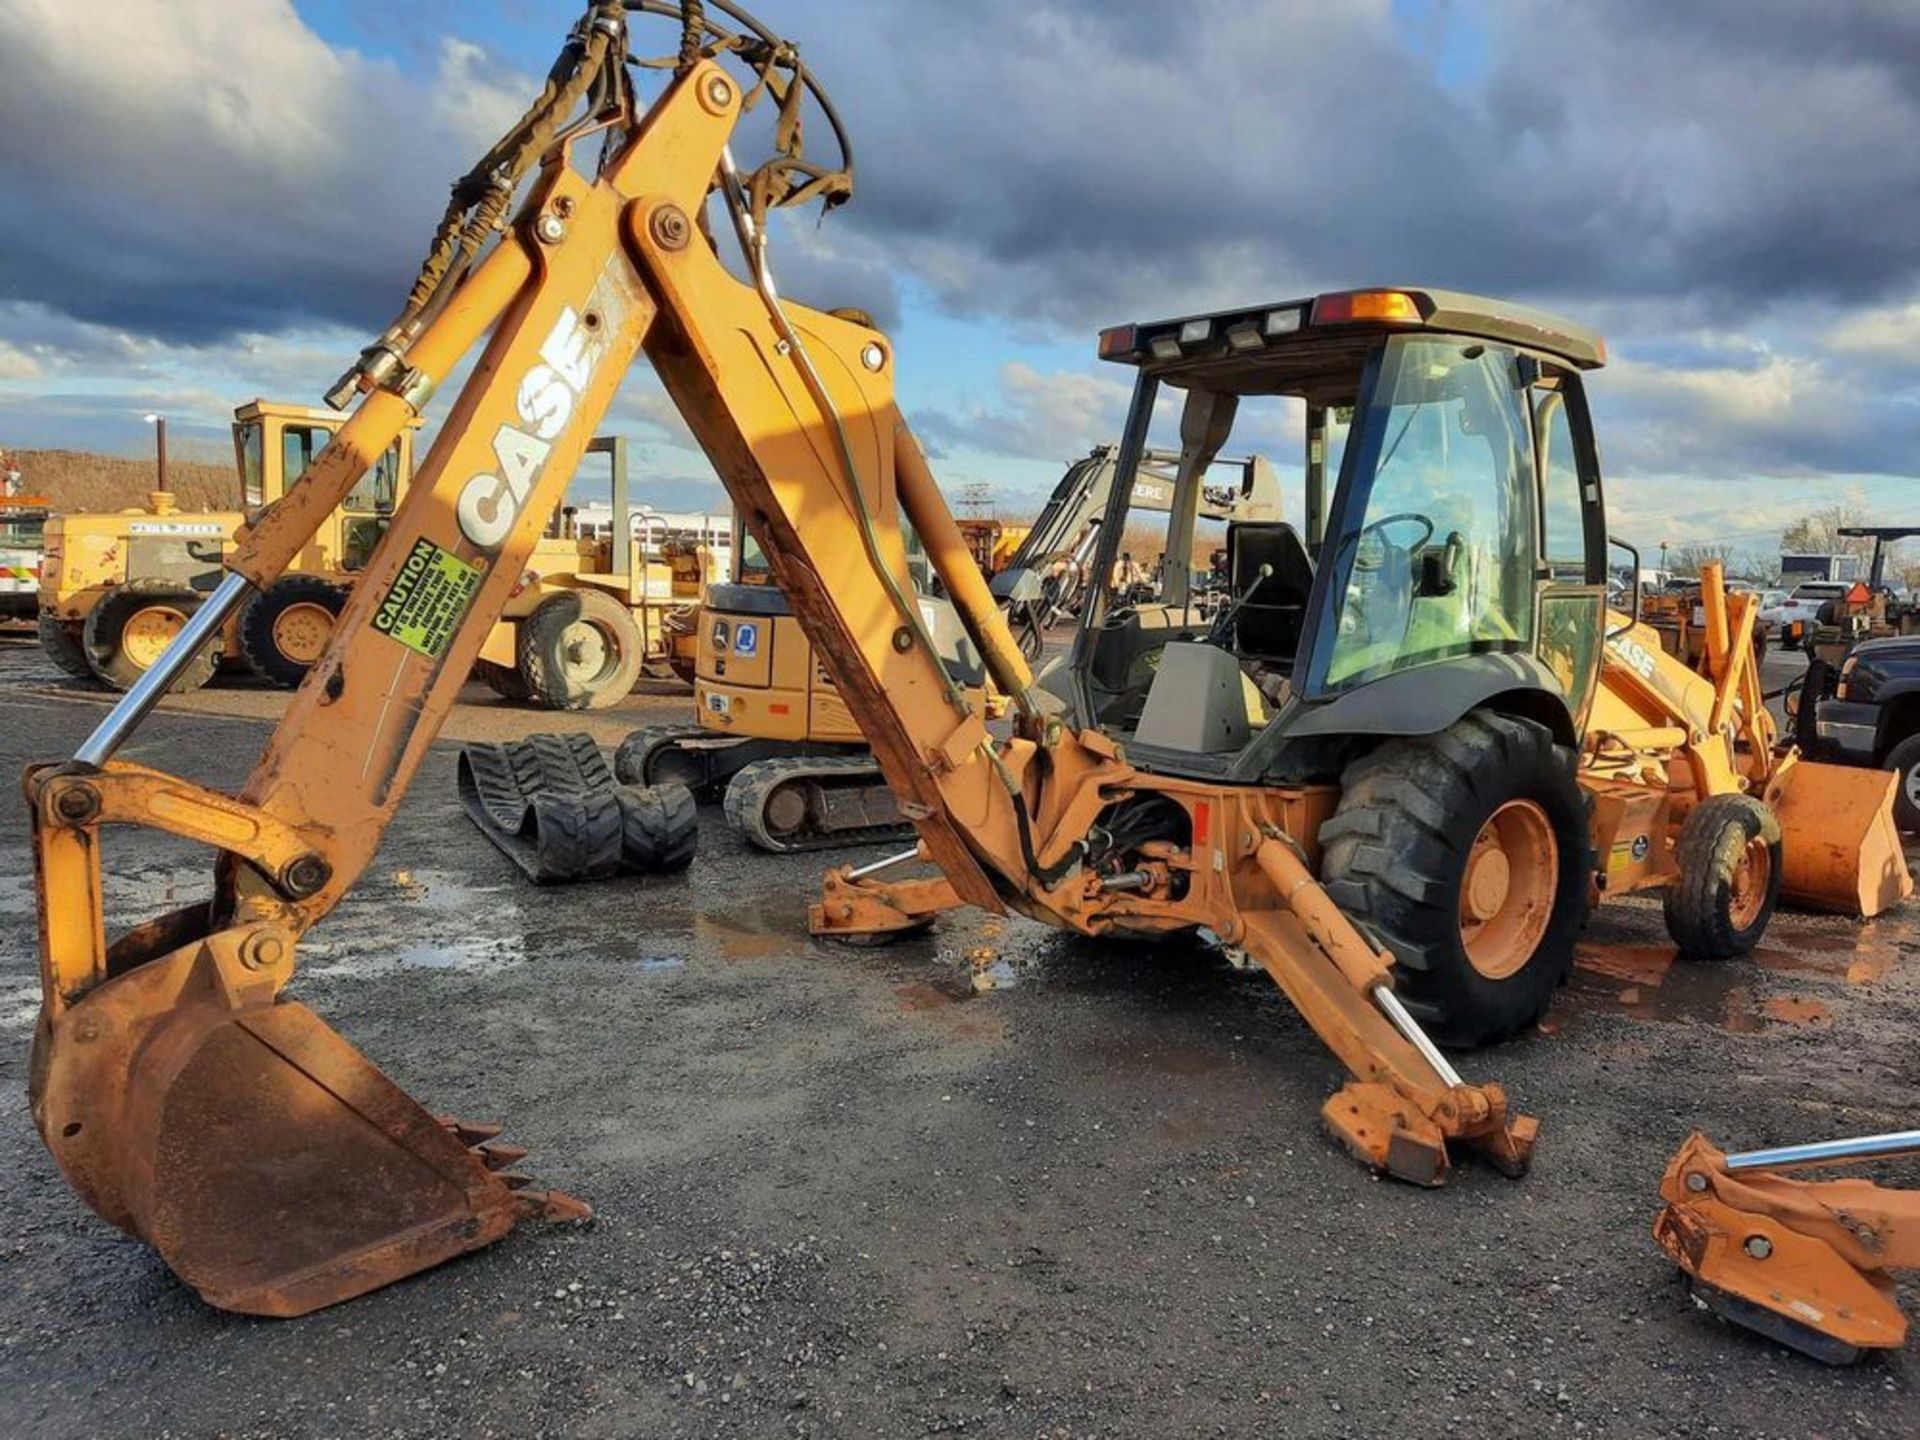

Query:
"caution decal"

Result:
[[371, 537, 483, 659]]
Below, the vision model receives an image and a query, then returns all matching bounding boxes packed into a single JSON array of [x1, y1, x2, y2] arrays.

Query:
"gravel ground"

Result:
[[0, 635, 1913, 1439]]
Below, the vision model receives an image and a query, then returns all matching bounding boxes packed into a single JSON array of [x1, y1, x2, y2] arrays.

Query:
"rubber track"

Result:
[[723, 753, 913, 853], [458, 731, 697, 883], [612, 724, 708, 787]]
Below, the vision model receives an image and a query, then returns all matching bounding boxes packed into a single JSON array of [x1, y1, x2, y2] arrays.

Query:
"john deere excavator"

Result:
[[23, 4, 1907, 1344]]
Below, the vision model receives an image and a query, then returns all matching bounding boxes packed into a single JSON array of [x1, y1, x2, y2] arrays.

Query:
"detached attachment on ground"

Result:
[[1654, 1128, 1919, 1364], [458, 732, 698, 883]]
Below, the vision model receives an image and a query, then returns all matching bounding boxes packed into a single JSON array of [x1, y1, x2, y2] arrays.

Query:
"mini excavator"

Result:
[[22, 3, 1907, 1322]]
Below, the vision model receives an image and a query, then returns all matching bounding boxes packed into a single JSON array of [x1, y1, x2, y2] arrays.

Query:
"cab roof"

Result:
[[1097, 287, 1607, 391]]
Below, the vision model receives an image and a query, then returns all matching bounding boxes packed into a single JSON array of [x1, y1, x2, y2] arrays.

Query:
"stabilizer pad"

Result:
[[458, 732, 698, 883]]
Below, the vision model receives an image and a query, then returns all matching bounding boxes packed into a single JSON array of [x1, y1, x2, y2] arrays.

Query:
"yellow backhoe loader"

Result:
[[21, 4, 1904, 1324], [37, 400, 415, 690]]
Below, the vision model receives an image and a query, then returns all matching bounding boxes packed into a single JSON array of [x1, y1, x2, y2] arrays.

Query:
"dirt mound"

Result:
[[4, 449, 238, 513]]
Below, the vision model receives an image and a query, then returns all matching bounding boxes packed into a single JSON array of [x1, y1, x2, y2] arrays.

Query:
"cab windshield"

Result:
[[1307, 335, 1537, 693]]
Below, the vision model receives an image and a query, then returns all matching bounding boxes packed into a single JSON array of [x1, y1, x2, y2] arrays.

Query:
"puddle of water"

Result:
[[1570, 930, 1898, 1033], [1749, 925, 1905, 986], [966, 943, 1020, 994], [1761, 995, 1833, 1028], [694, 905, 812, 963]]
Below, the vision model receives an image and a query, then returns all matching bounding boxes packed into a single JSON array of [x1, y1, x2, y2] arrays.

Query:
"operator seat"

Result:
[[1224, 520, 1314, 664]]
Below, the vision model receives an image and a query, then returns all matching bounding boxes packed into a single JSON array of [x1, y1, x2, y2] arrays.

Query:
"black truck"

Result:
[[1800, 635, 1920, 831]]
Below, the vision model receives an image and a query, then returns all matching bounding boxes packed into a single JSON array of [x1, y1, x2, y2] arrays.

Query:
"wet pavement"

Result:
[[0, 632, 1914, 1438]]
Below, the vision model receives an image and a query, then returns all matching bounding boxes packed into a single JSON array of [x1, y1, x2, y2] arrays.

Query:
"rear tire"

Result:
[[1883, 733, 1920, 834], [1662, 794, 1782, 959], [37, 610, 93, 680], [239, 574, 346, 688], [82, 582, 218, 693], [1318, 710, 1590, 1048], [517, 589, 643, 711], [475, 659, 533, 703]]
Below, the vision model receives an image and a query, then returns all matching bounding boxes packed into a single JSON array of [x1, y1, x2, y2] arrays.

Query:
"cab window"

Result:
[[1319, 336, 1537, 690], [277, 424, 334, 505], [345, 441, 402, 515], [1535, 384, 1591, 582], [238, 423, 265, 507]]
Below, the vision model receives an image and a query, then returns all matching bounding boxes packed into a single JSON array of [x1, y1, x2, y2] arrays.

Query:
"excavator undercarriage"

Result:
[[22, 2, 1910, 1331]]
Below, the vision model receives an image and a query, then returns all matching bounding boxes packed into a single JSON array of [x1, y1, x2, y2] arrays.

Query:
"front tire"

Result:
[[1883, 733, 1920, 834], [81, 582, 218, 693], [517, 589, 644, 711], [1662, 794, 1781, 958], [1319, 710, 1590, 1048], [239, 574, 346, 688], [38, 610, 93, 680]]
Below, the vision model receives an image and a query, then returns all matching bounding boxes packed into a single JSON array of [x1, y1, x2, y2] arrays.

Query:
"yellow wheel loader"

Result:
[[21, 3, 1906, 1322], [470, 434, 714, 709], [37, 399, 415, 690]]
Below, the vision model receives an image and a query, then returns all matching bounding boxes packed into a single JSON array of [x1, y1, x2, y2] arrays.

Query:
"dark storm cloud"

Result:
[[758, 0, 1920, 329], [5, 2, 1914, 345], [0, 1, 534, 342]]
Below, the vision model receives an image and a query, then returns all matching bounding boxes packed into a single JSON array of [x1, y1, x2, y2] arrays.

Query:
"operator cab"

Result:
[[1072, 287, 1611, 781]]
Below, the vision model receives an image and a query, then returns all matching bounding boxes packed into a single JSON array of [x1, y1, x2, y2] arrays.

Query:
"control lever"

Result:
[[1205, 562, 1273, 645]]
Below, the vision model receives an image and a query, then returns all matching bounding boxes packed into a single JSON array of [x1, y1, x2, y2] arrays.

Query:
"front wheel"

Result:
[[239, 574, 347, 688], [1883, 733, 1920, 834], [517, 588, 644, 710], [1662, 794, 1781, 959], [38, 610, 92, 680], [1318, 710, 1591, 1048], [82, 582, 219, 693]]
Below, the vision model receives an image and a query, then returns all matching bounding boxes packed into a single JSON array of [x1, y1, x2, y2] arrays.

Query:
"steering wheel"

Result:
[[1352, 512, 1434, 571]]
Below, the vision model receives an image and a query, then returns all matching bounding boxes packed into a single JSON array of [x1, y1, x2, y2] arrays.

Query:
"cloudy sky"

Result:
[[1, 0, 1916, 557]]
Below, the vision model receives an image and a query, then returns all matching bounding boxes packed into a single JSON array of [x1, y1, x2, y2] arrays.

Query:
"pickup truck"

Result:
[[1761, 580, 1851, 632], [1801, 634, 1920, 831]]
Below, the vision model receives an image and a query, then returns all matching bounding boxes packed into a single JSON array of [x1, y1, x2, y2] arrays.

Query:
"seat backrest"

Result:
[[1227, 521, 1314, 660]]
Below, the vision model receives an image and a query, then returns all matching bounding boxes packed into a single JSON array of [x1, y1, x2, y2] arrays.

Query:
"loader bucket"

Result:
[[30, 939, 583, 1317], [1769, 760, 1914, 918]]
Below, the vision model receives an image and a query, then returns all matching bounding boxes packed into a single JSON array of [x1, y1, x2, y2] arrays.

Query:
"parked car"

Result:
[[1763, 580, 1851, 632], [1800, 634, 1920, 831]]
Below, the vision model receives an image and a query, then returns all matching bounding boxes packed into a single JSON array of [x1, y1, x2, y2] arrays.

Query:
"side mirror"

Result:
[[1607, 536, 1642, 639]]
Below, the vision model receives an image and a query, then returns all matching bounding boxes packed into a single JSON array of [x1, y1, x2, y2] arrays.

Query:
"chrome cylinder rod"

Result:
[[1372, 984, 1465, 1089], [845, 847, 921, 882], [1726, 1128, 1920, 1173], [74, 572, 253, 767]]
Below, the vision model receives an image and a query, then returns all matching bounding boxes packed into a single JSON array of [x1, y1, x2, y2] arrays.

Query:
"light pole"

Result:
[[142, 412, 168, 495]]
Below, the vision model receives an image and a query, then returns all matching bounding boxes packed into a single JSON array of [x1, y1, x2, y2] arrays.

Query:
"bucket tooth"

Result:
[[477, 1140, 531, 1170], [538, 1189, 592, 1222], [441, 1117, 506, 1146]]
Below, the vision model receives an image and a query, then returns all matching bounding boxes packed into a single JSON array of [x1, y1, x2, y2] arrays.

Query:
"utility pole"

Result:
[[143, 413, 168, 495]]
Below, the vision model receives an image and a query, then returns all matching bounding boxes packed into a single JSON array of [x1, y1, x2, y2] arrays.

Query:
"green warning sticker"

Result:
[[371, 537, 483, 658]]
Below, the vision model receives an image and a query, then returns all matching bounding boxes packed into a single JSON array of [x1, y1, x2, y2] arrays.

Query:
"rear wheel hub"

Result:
[[1459, 799, 1557, 980]]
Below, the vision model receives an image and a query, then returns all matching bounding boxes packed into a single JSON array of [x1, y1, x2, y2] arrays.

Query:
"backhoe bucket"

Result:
[[1769, 760, 1912, 917], [31, 939, 584, 1317]]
